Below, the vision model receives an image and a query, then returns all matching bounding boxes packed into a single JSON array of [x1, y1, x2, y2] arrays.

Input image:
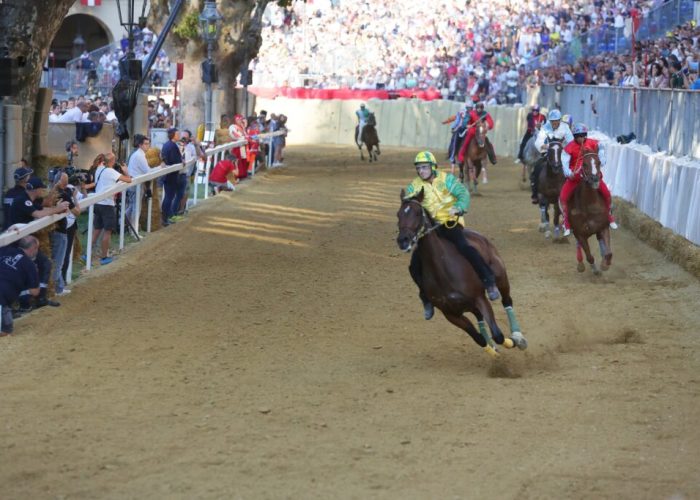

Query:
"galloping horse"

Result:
[[536, 138, 566, 240], [568, 148, 613, 274], [459, 120, 488, 194], [396, 189, 528, 357], [356, 112, 380, 162]]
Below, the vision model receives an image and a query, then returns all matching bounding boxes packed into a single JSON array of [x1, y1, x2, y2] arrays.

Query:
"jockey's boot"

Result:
[[486, 282, 500, 302], [420, 295, 434, 320], [486, 140, 498, 165], [561, 204, 571, 236], [609, 212, 618, 229]]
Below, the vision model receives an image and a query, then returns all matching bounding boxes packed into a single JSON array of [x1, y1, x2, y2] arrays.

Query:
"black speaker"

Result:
[[240, 69, 253, 86], [119, 58, 142, 81], [201, 60, 218, 84], [0, 58, 20, 97]]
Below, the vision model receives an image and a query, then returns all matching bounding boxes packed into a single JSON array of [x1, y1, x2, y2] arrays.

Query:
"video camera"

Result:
[[616, 132, 636, 145]]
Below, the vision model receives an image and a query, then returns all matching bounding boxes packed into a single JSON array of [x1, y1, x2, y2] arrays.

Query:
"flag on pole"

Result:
[[80, 0, 102, 6]]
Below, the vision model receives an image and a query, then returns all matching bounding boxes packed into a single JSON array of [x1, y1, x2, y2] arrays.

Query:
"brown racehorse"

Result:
[[458, 120, 488, 194], [356, 112, 380, 162], [567, 149, 613, 274], [536, 138, 566, 240], [396, 188, 527, 356]]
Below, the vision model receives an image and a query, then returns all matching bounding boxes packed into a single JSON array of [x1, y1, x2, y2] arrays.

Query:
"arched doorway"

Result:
[[50, 14, 112, 68]]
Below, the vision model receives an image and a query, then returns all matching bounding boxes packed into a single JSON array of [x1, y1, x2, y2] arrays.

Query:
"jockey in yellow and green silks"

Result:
[[404, 151, 500, 320]]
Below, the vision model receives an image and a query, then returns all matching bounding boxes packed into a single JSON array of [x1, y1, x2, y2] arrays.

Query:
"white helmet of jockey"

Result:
[[360, 103, 366, 109], [532, 104, 540, 111], [548, 109, 562, 122], [572, 123, 588, 137], [463, 101, 474, 111], [562, 114, 573, 126]]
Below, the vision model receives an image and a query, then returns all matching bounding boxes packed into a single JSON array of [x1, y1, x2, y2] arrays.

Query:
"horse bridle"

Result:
[[576, 152, 600, 181], [547, 139, 563, 170], [400, 199, 442, 244]]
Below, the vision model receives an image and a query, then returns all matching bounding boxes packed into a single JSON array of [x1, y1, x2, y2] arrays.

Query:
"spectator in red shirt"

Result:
[[208, 152, 239, 194]]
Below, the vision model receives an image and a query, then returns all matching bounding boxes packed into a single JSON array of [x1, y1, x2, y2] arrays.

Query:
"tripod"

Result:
[[116, 192, 141, 241]]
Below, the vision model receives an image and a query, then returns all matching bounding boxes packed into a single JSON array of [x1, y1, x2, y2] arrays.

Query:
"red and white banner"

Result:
[[80, 0, 102, 6]]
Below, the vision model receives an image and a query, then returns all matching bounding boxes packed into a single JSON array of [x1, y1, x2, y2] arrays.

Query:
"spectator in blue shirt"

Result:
[[160, 127, 182, 227], [0, 236, 40, 336]]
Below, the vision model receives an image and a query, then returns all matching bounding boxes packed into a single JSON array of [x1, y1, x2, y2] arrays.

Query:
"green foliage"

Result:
[[173, 8, 201, 41], [277, 0, 301, 6]]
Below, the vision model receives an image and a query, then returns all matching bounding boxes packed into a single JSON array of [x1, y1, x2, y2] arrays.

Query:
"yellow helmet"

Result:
[[414, 151, 437, 168]]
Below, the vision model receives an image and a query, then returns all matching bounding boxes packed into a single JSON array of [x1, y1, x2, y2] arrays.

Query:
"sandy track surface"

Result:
[[1, 145, 699, 499]]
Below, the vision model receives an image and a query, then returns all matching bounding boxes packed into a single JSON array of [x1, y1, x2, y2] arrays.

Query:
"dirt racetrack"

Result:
[[1, 145, 699, 499]]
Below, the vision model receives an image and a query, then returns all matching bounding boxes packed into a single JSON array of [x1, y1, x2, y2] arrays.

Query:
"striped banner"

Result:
[[80, 0, 102, 6]]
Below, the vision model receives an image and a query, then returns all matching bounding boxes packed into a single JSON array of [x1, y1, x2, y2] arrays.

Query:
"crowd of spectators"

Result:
[[254, 0, 657, 102], [69, 26, 171, 96], [2, 104, 288, 336], [48, 93, 177, 131], [537, 20, 700, 89]]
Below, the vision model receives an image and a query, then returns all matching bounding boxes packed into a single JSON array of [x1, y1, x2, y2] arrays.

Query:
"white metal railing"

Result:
[[0, 130, 286, 275]]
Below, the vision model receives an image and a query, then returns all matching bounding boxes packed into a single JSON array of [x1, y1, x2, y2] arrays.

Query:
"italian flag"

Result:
[[80, 0, 102, 6]]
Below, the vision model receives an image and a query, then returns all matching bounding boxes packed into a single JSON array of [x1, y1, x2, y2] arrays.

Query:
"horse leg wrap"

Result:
[[505, 306, 522, 335], [478, 320, 493, 347]]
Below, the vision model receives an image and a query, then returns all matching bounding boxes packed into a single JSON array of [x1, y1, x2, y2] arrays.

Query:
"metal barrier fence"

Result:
[[533, 84, 700, 159], [525, 0, 695, 71], [0, 130, 286, 276]]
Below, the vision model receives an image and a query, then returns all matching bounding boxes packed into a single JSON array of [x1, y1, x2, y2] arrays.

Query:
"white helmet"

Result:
[[548, 109, 562, 121]]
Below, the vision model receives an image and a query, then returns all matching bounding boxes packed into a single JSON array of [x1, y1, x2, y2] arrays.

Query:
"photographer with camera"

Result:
[[89, 152, 132, 265], [126, 134, 153, 227], [50, 172, 81, 296], [6, 176, 70, 310]]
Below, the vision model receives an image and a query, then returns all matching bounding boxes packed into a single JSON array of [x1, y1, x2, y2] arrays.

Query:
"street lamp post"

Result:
[[200, 0, 223, 142]]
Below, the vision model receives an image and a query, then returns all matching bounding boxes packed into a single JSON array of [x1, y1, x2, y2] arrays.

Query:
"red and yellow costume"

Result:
[[560, 137, 613, 229], [227, 115, 249, 179], [246, 123, 260, 173], [457, 110, 494, 164]]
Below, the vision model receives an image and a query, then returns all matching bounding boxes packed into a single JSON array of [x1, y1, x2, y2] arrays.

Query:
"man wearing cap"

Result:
[[2, 167, 33, 231], [7, 176, 70, 309], [1, 236, 40, 336], [517, 104, 546, 164]]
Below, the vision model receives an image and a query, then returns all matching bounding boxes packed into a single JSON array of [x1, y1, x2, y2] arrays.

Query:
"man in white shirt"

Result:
[[57, 101, 88, 123], [90, 152, 132, 265], [126, 134, 152, 225]]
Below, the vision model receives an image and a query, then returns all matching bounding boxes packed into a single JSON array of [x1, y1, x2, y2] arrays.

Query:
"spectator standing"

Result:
[[176, 129, 205, 216], [228, 115, 249, 179], [160, 127, 182, 226], [62, 175, 84, 288], [3, 167, 33, 231], [126, 134, 152, 225], [89, 152, 132, 265], [0, 236, 40, 336], [49, 172, 79, 296]]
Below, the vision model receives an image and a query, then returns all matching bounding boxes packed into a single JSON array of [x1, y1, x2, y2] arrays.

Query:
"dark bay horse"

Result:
[[536, 138, 566, 240], [568, 149, 613, 274], [459, 120, 488, 194], [396, 189, 528, 357], [356, 112, 380, 162]]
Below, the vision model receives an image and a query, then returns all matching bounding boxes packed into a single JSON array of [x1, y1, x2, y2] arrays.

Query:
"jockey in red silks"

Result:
[[457, 101, 497, 166], [560, 123, 618, 236]]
